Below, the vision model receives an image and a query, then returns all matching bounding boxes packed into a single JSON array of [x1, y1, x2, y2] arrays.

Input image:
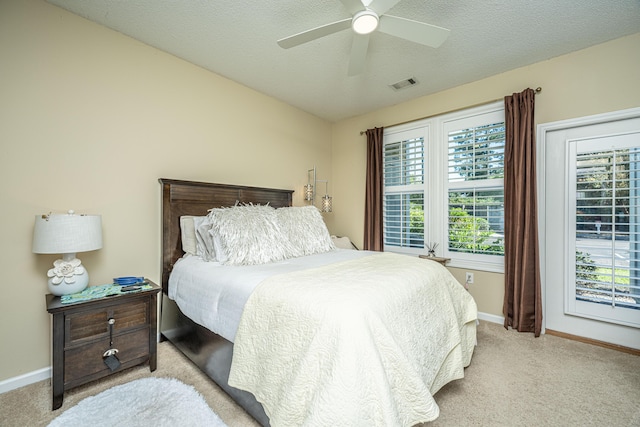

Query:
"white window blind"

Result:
[[384, 137, 424, 187], [384, 192, 425, 249], [383, 135, 425, 251], [446, 121, 505, 257]]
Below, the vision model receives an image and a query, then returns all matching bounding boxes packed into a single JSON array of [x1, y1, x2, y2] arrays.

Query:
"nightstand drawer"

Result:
[[64, 328, 150, 385], [66, 299, 149, 345]]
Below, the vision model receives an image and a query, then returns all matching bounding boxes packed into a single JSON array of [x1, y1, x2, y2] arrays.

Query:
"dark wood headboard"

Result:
[[159, 178, 294, 293]]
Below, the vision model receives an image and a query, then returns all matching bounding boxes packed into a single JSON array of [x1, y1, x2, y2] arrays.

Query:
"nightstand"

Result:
[[46, 279, 160, 410], [418, 254, 451, 265]]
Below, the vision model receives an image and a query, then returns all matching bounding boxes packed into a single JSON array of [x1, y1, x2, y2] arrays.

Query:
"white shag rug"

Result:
[[47, 377, 227, 427]]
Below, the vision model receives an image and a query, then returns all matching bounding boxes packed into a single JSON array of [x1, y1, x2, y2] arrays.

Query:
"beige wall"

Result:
[[0, 0, 332, 382], [331, 32, 640, 319]]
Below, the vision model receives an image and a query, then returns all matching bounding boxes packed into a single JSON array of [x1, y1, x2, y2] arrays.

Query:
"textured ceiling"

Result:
[[47, 0, 640, 122]]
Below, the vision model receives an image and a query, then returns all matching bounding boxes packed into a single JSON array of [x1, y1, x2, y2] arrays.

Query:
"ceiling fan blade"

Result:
[[277, 18, 352, 49], [378, 15, 450, 48], [368, 0, 401, 16], [339, 0, 366, 15], [347, 34, 370, 76]]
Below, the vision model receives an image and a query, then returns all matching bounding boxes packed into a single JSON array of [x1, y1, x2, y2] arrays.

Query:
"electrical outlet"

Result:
[[465, 272, 474, 284]]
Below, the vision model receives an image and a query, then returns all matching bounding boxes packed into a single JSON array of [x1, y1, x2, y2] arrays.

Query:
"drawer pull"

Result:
[[103, 318, 121, 371], [103, 348, 119, 357]]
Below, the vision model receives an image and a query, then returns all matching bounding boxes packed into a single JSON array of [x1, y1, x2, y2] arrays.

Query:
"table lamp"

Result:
[[33, 210, 103, 296]]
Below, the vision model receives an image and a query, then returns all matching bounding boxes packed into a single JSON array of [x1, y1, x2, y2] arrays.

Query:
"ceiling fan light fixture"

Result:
[[352, 10, 379, 35]]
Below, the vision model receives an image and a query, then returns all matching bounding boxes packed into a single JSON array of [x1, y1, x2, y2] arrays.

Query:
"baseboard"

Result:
[[0, 367, 50, 395], [477, 311, 504, 325], [545, 329, 640, 356]]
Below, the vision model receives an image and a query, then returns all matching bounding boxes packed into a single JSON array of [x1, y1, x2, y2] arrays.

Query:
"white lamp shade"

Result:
[[33, 212, 102, 254]]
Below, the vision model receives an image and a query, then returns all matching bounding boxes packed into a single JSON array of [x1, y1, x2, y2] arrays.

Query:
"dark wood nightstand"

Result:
[[46, 279, 160, 410], [418, 254, 451, 265]]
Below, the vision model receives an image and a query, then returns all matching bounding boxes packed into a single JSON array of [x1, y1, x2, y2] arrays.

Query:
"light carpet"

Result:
[[2, 322, 639, 426], [47, 377, 227, 427]]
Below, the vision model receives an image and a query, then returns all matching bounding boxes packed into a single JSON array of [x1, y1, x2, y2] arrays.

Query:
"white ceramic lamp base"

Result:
[[48, 271, 89, 296], [47, 254, 90, 296]]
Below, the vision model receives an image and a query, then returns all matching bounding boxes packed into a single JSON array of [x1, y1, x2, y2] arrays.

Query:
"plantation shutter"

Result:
[[383, 136, 425, 250], [574, 146, 640, 313]]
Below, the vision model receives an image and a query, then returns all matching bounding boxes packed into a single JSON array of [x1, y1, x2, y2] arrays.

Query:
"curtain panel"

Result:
[[503, 88, 543, 336], [364, 127, 384, 251]]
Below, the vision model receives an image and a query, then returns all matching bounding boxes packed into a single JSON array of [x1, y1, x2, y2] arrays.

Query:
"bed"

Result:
[[158, 178, 477, 427]]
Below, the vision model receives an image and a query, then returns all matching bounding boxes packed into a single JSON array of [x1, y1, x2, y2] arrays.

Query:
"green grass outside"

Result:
[[594, 267, 630, 286]]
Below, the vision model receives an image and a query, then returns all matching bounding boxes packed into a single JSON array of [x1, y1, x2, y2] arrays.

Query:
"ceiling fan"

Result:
[[277, 0, 450, 76]]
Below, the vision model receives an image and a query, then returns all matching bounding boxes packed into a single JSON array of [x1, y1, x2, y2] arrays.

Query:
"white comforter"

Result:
[[228, 252, 477, 427]]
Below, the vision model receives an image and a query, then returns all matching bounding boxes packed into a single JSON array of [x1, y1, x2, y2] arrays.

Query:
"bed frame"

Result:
[[159, 178, 293, 426]]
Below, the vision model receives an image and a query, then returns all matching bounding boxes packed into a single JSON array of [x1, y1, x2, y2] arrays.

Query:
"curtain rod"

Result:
[[359, 87, 542, 135]]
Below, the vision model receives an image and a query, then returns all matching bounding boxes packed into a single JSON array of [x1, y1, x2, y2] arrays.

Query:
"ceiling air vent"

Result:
[[389, 77, 419, 91]]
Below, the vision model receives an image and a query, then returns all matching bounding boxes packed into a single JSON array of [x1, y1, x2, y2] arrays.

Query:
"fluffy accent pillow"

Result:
[[276, 206, 335, 257], [210, 230, 228, 264], [207, 204, 296, 266]]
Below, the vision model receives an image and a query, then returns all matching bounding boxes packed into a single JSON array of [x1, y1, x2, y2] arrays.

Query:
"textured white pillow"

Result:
[[276, 206, 335, 257], [207, 204, 296, 266]]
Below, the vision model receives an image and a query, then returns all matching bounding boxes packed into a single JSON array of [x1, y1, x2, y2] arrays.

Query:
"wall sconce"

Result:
[[305, 166, 332, 213], [33, 210, 103, 296]]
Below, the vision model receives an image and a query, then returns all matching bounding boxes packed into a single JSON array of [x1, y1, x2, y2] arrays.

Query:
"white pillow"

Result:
[[276, 206, 335, 257], [179, 216, 198, 255], [193, 216, 217, 262], [331, 235, 356, 250], [207, 204, 296, 266]]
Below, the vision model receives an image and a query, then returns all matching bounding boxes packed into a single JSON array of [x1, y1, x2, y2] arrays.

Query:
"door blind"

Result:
[[575, 147, 640, 310]]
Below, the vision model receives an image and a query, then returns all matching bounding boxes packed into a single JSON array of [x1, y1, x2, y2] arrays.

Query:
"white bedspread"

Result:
[[228, 252, 477, 427]]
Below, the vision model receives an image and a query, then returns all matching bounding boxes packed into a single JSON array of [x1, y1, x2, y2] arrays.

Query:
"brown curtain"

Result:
[[503, 88, 542, 336], [364, 127, 384, 251]]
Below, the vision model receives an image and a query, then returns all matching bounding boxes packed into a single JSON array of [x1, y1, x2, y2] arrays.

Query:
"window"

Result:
[[448, 189, 504, 256], [446, 120, 505, 259], [382, 102, 505, 271]]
